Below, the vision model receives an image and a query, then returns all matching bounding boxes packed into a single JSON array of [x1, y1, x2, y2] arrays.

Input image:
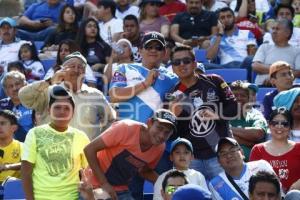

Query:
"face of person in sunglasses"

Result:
[[171, 50, 196, 80], [269, 113, 291, 141]]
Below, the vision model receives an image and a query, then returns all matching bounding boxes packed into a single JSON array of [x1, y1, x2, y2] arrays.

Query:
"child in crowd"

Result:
[[153, 138, 209, 200], [18, 42, 45, 82], [21, 85, 90, 199], [0, 110, 22, 183]]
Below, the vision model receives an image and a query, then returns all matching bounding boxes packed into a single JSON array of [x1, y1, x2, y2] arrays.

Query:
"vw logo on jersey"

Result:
[[189, 106, 216, 137]]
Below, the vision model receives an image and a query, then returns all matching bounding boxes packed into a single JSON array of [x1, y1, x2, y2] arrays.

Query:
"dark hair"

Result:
[[217, 7, 235, 18], [124, 14, 139, 25], [275, 4, 295, 19], [76, 18, 106, 57], [49, 86, 75, 109], [0, 110, 18, 125], [55, 39, 81, 71], [170, 45, 195, 61], [162, 170, 188, 191], [18, 42, 40, 62], [98, 0, 117, 17], [249, 171, 280, 195], [276, 18, 294, 40], [269, 107, 293, 128], [7, 61, 26, 74], [57, 4, 78, 33]]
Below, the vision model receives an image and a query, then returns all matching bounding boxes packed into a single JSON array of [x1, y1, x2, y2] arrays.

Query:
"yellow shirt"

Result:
[[22, 124, 90, 200], [0, 139, 22, 182]]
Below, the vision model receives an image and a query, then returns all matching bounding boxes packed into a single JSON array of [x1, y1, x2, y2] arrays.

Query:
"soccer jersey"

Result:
[[0, 140, 22, 182], [91, 120, 165, 192], [22, 124, 90, 200], [209, 160, 275, 200], [110, 63, 178, 123]]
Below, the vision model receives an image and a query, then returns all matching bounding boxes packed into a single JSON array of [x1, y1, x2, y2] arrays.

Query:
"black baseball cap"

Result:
[[49, 85, 75, 109], [152, 109, 177, 133], [216, 137, 240, 153], [142, 31, 166, 47]]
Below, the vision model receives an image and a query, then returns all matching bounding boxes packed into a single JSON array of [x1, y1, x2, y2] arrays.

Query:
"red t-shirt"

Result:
[[250, 142, 300, 192], [159, 0, 186, 22], [91, 120, 165, 191], [236, 17, 263, 41]]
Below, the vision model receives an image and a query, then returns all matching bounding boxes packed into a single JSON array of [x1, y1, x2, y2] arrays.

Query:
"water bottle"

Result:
[[107, 26, 124, 55]]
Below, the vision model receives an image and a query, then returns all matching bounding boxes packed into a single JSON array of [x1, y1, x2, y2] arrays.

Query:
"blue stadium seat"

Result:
[[143, 180, 153, 200], [34, 41, 44, 51], [2, 177, 25, 199], [256, 87, 275, 104], [194, 49, 208, 63], [206, 68, 247, 83], [41, 59, 56, 74]]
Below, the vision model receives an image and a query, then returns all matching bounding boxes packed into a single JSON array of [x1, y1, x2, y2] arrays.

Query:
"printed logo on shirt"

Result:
[[189, 106, 216, 137], [207, 88, 219, 102], [278, 168, 289, 180], [12, 148, 20, 159], [112, 71, 127, 82]]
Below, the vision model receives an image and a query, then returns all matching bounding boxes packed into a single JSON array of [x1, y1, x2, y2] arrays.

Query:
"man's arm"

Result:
[[21, 161, 34, 200], [231, 127, 265, 147], [252, 62, 270, 74], [19, 15, 53, 31], [139, 165, 159, 184], [0, 163, 21, 172]]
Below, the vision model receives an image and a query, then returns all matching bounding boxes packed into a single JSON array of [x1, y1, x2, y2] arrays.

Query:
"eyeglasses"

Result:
[[165, 185, 180, 195], [144, 45, 164, 51], [171, 57, 194, 66], [218, 147, 240, 158], [269, 120, 290, 128]]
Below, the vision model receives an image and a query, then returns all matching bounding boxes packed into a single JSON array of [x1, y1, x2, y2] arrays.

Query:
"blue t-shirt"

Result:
[[24, 1, 64, 22]]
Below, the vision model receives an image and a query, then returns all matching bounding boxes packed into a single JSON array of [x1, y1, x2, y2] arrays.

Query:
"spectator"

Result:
[[139, 0, 170, 38], [159, 0, 186, 22], [160, 170, 188, 200], [108, 31, 178, 199], [249, 171, 281, 200], [0, 110, 22, 183], [76, 18, 112, 87], [18, 42, 45, 81], [96, 0, 123, 44], [263, 61, 295, 121], [170, 0, 218, 48], [43, 39, 96, 86], [172, 184, 212, 200], [17, 0, 65, 41], [264, 4, 300, 48], [273, 88, 300, 141], [21, 85, 90, 199], [84, 109, 176, 200], [0, 17, 27, 73], [252, 19, 300, 86], [153, 138, 209, 200], [229, 80, 267, 161], [18, 52, 116, 140], [113, 14, 144, 62], [115, 0, 139, 19], [43, 4, 79, 51], [250, 108, 300, 193], [0, 71, 33, 142], [209, 137, 276, 199], [169, 45, 237, 180], [206, 7, 256, 71], [203, 0, 227, 12]]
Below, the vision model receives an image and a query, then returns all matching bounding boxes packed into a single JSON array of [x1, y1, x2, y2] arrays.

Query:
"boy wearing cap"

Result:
[[21, 85, 90, 200], [153, 137, 208, 200], [263, 61, 295, 120], [84, 109, 176, 200], [229, 81, 267, 161], [209, 137, 276, 200]]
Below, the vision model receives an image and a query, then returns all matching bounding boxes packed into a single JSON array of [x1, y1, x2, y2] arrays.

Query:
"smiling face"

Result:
[[170, 144, 193, 170], [147, 120, 173, 146], [218, 143, 244, 172], [171, 50, 196, 80], [140, 41, 165, 69], [269, 114, 291, 141]]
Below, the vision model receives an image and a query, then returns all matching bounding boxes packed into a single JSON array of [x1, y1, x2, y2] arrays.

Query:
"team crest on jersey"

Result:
[[278, 168, 289, 180], [189, 106, 216, 137], [207, 88, 219, 101], [12, 149, 19, 159], [112, 71, 126, 82]]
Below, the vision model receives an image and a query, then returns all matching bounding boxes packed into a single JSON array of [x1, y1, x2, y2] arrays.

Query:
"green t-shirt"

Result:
[[230, 108, 267, 161], [22, 124, 90, 200]]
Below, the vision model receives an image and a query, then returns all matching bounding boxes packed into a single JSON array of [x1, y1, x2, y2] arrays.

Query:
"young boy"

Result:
[[21, 85, 90, 200], [0, 110, 22, 183], [153, 138, 209, 200]]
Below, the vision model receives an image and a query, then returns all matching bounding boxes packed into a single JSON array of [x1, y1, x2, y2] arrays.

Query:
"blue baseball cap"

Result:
[[170, 138, 193, 153], [0, 17, 17, 27], [172, 184, 212, 200]]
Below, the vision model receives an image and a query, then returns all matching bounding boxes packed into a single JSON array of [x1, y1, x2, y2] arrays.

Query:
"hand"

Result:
[[144, 69, 159, 88], [51, 68, 66, 84], [0, 164, 7, 172], [40, 19, 53, 28], [198, 109, 219, 121], [101, 182, 117, 200], [169, 100, 183, 116], [78, 181, 94, 200], [217, 20, 224, 35], [289, 179, 300, 191]]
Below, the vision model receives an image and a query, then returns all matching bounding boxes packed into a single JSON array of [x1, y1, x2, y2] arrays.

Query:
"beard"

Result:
[[224, 23, 235, 31]]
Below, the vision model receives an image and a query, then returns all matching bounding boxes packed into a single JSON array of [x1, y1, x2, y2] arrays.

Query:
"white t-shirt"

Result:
[[99, 18, 123, 44], [153, 168, 209, 200], [263, 27, 300, 48], [116, 5, 139, 20]]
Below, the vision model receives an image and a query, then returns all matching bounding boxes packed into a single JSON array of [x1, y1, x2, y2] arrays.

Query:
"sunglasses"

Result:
[[165, 185, 179, 195], [171, 57, 194, 66], [269, 120, 290, 128], [144, 45, 164, 51]]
